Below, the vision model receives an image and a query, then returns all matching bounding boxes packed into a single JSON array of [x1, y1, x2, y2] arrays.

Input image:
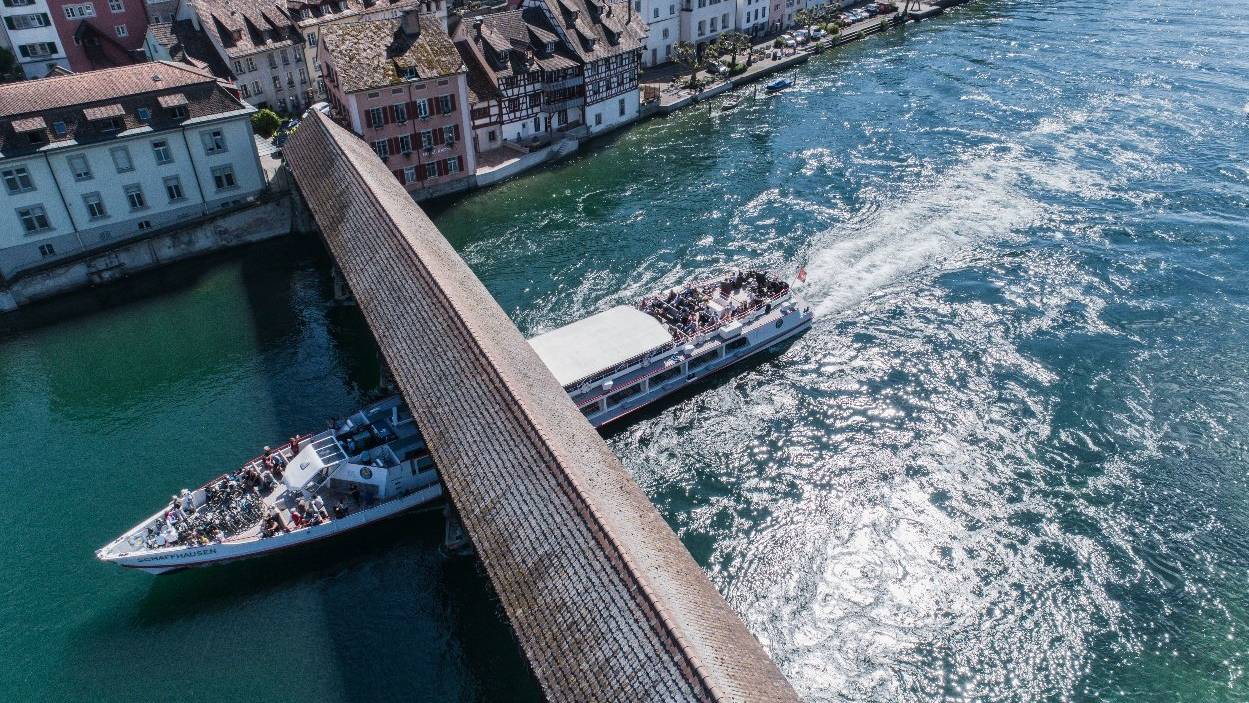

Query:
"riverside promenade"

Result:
[[640, 3, 951, 113]]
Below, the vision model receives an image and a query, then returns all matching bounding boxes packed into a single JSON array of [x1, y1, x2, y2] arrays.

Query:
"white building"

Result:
[[0, 61, 265, 278], [633, 0, 677, 66], [0, 0, 70, 77], [679, 0, 732, 52], [735, 0, 767, 38]]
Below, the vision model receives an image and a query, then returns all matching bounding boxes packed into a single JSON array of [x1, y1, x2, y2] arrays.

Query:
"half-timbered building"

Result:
[[529, 0, 644, 136], [452, 7, 587, 150]]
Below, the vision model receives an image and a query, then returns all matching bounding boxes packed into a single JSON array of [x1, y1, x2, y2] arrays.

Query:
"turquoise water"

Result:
[[4, 0, 1249, 699]]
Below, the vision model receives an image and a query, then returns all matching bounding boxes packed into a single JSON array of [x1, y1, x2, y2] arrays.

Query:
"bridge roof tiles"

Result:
[[284, 111, 798, 703]]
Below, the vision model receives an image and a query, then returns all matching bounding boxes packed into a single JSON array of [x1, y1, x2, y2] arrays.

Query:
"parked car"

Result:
[[862, 4, 880, 16], [708, 61, 730, 76], [794, 29, 809, 44], [811, 27, 827, 39]]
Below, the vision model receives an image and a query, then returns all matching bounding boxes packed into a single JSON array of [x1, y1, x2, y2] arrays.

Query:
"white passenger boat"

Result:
[[98, 269, 811, 573]]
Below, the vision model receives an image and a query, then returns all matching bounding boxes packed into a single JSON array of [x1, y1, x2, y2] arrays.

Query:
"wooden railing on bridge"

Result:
[[284, 111, 798, 702]]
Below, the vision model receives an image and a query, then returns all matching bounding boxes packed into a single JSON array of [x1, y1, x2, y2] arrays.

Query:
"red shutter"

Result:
[[388, 137, 400, 155], [380, 106, 389, 125], [432, 128, 444, 146], [393, 168, 404, 184], [448, 93, 457, 113], [438, 159, 447, 177]]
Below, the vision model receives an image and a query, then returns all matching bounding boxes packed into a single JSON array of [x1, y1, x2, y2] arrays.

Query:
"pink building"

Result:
[[318, 10, 476, 200], [48, 0, 148, 71]]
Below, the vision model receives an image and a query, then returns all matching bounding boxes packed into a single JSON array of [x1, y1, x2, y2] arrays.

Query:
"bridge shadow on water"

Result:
[[67, 508, 539, 702]]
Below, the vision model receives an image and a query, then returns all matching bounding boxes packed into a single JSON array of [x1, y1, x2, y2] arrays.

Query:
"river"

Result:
[[3, 0, 1248, 699]]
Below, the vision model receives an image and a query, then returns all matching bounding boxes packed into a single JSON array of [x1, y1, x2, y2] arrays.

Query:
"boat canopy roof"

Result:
[[529, 305, 674, 387]]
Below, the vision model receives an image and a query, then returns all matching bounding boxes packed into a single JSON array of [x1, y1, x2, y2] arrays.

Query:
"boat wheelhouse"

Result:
[[98, 269, 811, 573]]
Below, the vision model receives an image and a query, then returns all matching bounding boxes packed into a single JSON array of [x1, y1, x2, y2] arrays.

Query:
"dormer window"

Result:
[[546, 41, 555, 53], [83, 104, 126, 131], [158, 93, 189, 120], [137, 107, 151, 121]]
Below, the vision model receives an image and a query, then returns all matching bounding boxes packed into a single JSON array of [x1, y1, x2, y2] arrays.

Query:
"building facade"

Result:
[[46, 0, 149, 71], [453, 7, 580, 152], [679, 0, 732, 52], [735, 0, 766, 38], [318, 9, 476, 199], [632, 0, 676, 67], [179, 0, 308, 113], [0, 0, 71, 76], [0, 61, 265, 278], [531, 0, 643, 136]]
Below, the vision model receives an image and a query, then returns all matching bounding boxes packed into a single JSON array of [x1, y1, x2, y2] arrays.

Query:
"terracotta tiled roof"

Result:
[[451, 7, 579, 87], [157, 92, 190, 107], [83, 103, 126, 120], [320, 14, 463, 94], [147, 20, 236, 81], [0, 61, 217, 118], [293, 0, 418, 28], [10, 116, 45, 132], [284, 110, 800, 703], [189, 0, 301, 59], [0, 62, 248, 157], [541, 0, 644, 63]]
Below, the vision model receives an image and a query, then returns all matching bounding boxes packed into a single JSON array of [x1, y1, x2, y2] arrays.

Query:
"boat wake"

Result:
[[798, 146, 1044, 318]]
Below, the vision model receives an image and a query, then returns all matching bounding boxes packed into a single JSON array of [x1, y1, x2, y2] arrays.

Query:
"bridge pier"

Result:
[[441, 503, 473, 557]]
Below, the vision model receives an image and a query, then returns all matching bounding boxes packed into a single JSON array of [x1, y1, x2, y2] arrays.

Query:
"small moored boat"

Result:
[[721, 94, 742, 110], [765, 77, 793, 92]]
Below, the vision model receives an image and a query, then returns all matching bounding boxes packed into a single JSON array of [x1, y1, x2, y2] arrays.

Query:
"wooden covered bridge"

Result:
[[284, 112, 798, 702]]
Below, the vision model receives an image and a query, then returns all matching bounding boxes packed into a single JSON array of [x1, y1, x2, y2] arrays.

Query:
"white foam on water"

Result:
[[800, 146, 1045, 317]]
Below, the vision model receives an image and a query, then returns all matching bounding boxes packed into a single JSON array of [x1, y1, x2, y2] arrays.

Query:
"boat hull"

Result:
[[101, 484, 443, 574]]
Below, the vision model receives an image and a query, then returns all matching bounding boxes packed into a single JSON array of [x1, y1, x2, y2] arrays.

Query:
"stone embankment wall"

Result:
[[0, 194, 300, 312]]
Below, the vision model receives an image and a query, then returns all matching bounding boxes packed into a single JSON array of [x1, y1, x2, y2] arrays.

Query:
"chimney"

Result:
[[400, 8, 420, 37], [473, 15, 483, 38]]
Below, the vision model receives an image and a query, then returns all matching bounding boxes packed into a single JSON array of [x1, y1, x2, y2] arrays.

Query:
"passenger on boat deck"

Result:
[[288, 436, 301, 454], [290, 510, 304, 528], [349, 484, 361, 503]]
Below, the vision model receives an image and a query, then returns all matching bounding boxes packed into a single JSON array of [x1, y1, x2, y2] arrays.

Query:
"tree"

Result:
[[719, 31, 751, 67], [251, 108, 281, 138], [671, 41, 702, 89], [794, 8, 813, 31]]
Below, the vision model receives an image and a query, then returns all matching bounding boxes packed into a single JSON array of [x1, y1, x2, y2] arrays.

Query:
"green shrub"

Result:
[[728, 63, 748, 76], [251, 108, 281, 138], [772, 38, 784, 48]]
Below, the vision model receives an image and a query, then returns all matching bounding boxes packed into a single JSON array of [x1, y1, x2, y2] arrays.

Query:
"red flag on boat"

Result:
[[796, 267, 807, 283]]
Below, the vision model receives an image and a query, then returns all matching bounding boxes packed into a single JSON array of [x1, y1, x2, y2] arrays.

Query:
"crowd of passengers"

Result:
[[147, 435, 361, 549], [639, 270, 789, 337]]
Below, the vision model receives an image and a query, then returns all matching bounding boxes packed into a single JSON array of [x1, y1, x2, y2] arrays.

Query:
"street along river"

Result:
[[3, 0, 1248, 699]]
